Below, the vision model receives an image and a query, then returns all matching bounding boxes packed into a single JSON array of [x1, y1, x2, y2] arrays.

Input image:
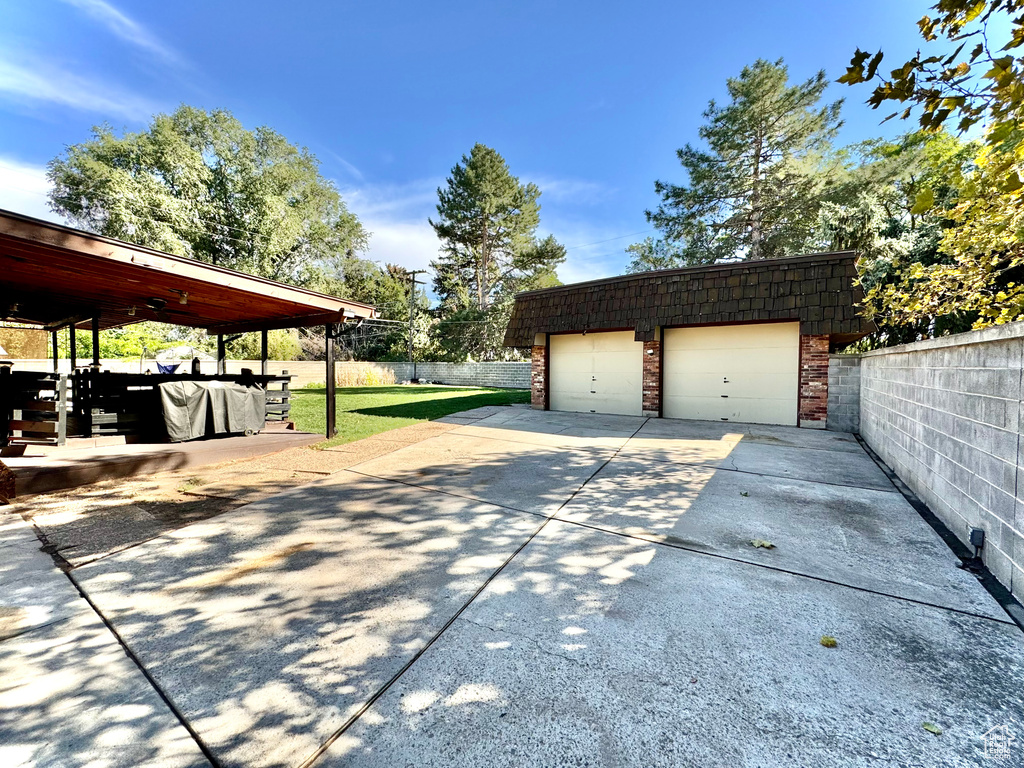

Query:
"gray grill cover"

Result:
[[159, 380, 266, 442]]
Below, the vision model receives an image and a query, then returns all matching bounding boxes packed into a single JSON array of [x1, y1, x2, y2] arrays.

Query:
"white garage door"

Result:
[[663, 322, 799, 425], [549, 331, 643, 416]]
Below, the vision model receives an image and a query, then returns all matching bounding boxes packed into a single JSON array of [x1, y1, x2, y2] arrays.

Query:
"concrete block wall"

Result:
[[827, 354, 861, 433], [859, 322, 1024, 600], [413, 361, 530, 389]]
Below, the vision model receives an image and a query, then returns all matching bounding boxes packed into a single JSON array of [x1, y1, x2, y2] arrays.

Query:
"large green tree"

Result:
[[430, 144, 565, 360], [647, 59, 843, 263], [809, 130, 978, 346], [623, 237, 685, 273], [430, 144, 565, 312], [841, 0, 1024, 332], [48, 105, 367, 285]]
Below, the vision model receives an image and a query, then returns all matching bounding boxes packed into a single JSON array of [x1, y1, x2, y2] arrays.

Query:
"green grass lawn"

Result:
[[290, 384, 530, 447]]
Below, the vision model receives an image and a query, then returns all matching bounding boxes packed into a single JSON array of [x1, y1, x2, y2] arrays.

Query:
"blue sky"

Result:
[[0, 0, 946, 285]]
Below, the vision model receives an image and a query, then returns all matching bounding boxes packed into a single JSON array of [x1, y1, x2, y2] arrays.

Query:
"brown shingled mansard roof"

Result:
[[503, 250, 873, 348]]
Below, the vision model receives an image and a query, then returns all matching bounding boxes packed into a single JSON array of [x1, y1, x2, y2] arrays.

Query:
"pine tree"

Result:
[[430, 144, 563, 313], [648, 59, 843, 263], [624, 237, 685, 273]]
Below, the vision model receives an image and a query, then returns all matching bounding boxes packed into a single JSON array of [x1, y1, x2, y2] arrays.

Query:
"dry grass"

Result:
[[335, 363, 398, 387]]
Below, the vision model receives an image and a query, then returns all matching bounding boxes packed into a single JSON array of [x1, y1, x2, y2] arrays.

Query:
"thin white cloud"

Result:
[[362, 220, 441, 273], [531, 176, 613, 206], [0, 156, 62, 222], [0, 55, 160, 121], [337, 178, 442, 277], [58, 0, 181, 66], [341, 178, 440, 221], [326, 151, 365, 182], [539, 218, 637, 285]]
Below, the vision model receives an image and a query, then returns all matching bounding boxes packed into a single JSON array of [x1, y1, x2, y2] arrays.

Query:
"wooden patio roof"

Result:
[[0, 209, 376, 334]]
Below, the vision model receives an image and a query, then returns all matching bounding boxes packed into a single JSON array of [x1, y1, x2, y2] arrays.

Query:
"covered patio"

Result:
[[0, 209, 375, 458]]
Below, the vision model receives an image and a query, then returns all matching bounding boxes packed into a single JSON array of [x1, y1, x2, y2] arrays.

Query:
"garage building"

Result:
[[503, 250, 872, 428]]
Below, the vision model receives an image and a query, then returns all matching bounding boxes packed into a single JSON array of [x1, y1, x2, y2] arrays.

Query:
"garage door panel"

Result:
[[669, 371, 796, 400], [668, 348, 798, 375], [663, 323, 799, 426], [549, 332, 642, 416], [663, 395, 797, 425], [663, 323, 799, 351]]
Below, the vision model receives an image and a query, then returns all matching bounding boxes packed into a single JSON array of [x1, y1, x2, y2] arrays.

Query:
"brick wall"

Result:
[[531, 344, 547, 409], [642, 340, 661, 416], [799, 334, 829, 428], [860, 322, 1024, 600], [827, 354, 861, 433]]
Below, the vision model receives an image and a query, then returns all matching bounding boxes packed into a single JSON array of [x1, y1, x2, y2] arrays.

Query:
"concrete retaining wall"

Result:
[[859, 322, 1024, 600], [7, 359, 531, 390], [827, 355, 861, 433]]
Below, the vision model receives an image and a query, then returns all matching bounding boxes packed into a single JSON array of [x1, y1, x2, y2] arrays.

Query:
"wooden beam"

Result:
[[217, 334, 226, 376], [260, 329, 268, 376], [42, 313, 91, 331], [69, 324, 76, 370], [51, 330, 58, 372], [91, 316, 100, 370], [0, 211, 376, 323], [205, 311, 355, 336], [325, 323, 336, 439]]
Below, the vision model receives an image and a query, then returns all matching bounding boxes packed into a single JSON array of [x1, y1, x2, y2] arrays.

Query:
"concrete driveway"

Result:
[[55, 408, 1024, 766]]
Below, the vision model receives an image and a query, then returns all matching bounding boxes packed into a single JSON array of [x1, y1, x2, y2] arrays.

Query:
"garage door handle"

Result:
[[721, 394, 728, 398]]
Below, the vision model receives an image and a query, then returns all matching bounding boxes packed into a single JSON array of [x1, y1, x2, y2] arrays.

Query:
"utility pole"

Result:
[[405, 270, 425, 381]]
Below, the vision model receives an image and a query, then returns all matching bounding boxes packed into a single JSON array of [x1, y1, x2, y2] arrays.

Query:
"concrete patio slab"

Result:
[[327, 520, 1024, 768], [0, 606, 209, 768], [1, 510, 209, 767], [0, 548, 81, 640], [46, 408, 1024, 768], [0, 511, 40, 551], [633, 416, 866, 453], [350, 432, 618, 514], [72, 471, 543, 768], [621, 432, 895, 491], [557, 458, 1007, 620], [450, 421, 636, 451]]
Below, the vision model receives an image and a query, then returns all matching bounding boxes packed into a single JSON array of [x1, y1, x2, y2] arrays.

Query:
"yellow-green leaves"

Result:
[[911, 187, 936, 214]]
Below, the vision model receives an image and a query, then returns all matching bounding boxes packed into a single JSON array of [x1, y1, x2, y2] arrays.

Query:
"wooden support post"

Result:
[[325, 323, 336, 438], [0, 366, 10, 447], [91, 316, 100, 370], [260, 329, 268, 376], [56, 375, 68, 447], [51, 330, 59, 372], [69, 324, 76, 370], [217, 334, 226, 376]]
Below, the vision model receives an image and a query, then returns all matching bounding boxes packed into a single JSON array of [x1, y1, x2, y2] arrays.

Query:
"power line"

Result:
[[563, 229, 656, 250]]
